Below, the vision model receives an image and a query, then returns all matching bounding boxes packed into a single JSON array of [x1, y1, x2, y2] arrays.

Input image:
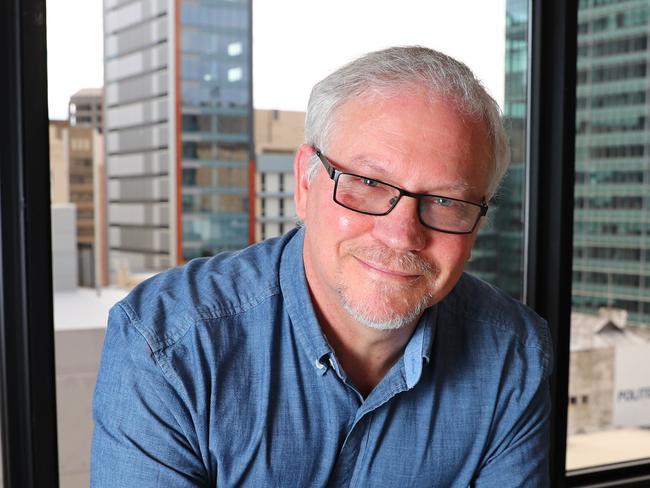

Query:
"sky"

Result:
[[46, 0, 506, 119]]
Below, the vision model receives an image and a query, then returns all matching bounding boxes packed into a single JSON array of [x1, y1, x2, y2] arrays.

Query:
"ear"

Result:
[[294, 143, 315, 222]]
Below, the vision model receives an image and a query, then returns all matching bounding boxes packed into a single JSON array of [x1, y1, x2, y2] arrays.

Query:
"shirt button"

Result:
[[315, 359, 325, 370]]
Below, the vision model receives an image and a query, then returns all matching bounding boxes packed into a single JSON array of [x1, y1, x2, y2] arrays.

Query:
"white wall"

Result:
[[613, 344, 650, 427], [52, 204, 78, 291]]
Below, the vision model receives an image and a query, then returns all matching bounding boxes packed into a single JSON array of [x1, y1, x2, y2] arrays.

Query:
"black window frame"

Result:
[[2, 0, 650, 486], [1, 0, 60, 486]]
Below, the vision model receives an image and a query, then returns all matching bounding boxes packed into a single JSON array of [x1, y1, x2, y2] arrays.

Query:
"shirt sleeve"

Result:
[[91, 304, 210, 487], [472, 337, 553, 488]]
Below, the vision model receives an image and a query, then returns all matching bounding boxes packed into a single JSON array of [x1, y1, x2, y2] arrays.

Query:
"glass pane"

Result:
[[48, 0, 253, 484], [47, 0, 516, 484], [568, 0, 650, 471], [47, 0, 108, 484], [466, 0, 528, 299]]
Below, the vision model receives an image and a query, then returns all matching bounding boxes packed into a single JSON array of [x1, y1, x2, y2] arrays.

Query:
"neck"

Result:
[[314, 300, 420, 398]]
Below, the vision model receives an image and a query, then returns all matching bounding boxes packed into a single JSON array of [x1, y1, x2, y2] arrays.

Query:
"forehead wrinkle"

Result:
[[348, 156, 391, 175]]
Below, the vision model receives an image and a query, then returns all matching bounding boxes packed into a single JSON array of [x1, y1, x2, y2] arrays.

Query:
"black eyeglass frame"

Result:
[[314, 148, 489, 235]]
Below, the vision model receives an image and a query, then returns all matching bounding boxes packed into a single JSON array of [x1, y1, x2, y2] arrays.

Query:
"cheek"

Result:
[[427, 236, 475, 270], [318, 199, 368, 237], [336, 214, 355, 233]]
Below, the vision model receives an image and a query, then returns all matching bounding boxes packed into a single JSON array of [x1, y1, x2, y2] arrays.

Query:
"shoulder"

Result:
[[111, 231, 297, 353], [440, 272, 553, 374]]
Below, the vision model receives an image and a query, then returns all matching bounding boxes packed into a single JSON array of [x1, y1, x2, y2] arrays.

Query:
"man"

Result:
[[92, 46, 552, 487]]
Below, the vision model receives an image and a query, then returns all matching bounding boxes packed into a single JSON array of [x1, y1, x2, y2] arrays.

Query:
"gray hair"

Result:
[[304, 46, 510, 200]]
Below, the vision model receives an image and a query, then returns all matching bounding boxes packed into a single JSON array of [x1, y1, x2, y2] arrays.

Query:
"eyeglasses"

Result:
[[315, 149, 488, 235]]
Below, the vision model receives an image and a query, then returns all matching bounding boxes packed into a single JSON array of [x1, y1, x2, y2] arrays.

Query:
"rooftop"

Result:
[[53, 287, 128, 331], [70, 87, 103, 99], [571, 307, 648, 351]]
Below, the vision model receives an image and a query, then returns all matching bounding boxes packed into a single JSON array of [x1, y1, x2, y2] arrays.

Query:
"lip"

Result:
[[353, 256, 421, 281]]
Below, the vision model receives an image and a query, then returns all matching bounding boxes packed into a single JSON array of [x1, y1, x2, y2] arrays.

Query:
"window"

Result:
[[217, 115, 248, 134], [568, 0, 650, 475], [5, 0, 650, 485], [465, 0, 528, 300], [592, 16, 610, 32], [228, 41, 242, 56]]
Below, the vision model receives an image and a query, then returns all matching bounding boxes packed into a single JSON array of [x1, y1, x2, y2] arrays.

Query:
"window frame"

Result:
[[2, 0, 650, 486], [0, 0, 60, 486], [525, 0, 576, 482], [530, 0, 650, 485]]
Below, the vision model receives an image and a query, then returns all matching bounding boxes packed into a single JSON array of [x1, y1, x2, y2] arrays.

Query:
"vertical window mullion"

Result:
[[526, 0, 578, 484], [0, 0, 60, 486]]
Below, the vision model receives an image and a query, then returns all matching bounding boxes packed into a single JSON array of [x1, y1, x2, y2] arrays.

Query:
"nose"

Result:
[[371, 195, 427, 252]]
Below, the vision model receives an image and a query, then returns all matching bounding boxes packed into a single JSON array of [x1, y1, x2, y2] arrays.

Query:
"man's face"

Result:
[[295, 90, 492, 330]]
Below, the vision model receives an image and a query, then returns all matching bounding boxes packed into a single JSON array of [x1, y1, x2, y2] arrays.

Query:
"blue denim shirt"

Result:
[[91, 227, 552, 487]]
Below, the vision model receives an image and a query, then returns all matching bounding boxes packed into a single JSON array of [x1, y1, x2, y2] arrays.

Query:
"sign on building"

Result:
[[613, 344, 650, 428]]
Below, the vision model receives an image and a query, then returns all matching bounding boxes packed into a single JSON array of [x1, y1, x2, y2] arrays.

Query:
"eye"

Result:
[[432, 197, 457, 207], [361, 177, 379, 187]]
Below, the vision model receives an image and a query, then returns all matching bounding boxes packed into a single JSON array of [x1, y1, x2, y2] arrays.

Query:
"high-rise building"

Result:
[[50, 120, 70, 204], [573, 0, 650, 326], [253, 109, 304, 241], [254, 109, 305, 154], [69, 125, 105, 286], [466, 0, 528, 299], [103, 0, 252, 276], [474, 0, 650, 328], [49, 118, 107, 287], [69, 88, 104, 131]]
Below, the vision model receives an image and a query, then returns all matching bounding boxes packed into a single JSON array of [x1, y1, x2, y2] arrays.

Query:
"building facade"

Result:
[[49, 119, 107, 287], [50, 120, 70, 205], [573, 0, 650, 325], [69, 125, 105, 286], [568, 308, 650, 435], [466, 0, 528, 299], [69, 88, 104, 131], [253, 109, 304, 241], [103, 0, 252, 276], [473, 0, 650, 328], [255, 154, 296, 241]]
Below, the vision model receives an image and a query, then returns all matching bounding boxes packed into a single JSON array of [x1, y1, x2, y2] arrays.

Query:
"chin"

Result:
[[337, 282, 435, 331]]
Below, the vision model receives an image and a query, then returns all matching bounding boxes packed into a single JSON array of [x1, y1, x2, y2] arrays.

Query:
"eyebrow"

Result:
[[345, 156, 477, 195], [345, 156, 388, 175]]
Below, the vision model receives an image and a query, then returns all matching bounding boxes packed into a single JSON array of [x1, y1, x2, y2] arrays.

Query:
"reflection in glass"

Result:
[[568, 0, 650, 470]]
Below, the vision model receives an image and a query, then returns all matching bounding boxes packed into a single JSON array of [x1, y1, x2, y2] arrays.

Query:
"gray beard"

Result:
[[336, 280, 435, 331], [335, 245, 437, 330]]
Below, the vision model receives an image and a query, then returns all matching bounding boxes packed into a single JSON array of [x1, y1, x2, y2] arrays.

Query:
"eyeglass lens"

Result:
[[334, 173, 480, 233]]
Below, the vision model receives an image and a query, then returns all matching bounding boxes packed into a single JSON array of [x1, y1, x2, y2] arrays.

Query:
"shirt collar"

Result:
[[279, 228, 333, 373], [403, 306, 437, 389]]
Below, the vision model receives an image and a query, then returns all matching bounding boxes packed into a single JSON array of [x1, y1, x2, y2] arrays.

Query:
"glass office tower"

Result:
[[179, 1, 251, 259], [472, 0, 650, 329], [573, 0, 650, 326], [104, 0, 252, 275], [466, 0, 528, 300]]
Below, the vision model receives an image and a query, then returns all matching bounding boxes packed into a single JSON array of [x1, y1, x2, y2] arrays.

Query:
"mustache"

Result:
[[349, 245, 437, 276]]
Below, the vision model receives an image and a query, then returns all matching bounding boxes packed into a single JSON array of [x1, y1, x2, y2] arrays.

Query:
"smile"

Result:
[[353, 256, 422, 281]]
